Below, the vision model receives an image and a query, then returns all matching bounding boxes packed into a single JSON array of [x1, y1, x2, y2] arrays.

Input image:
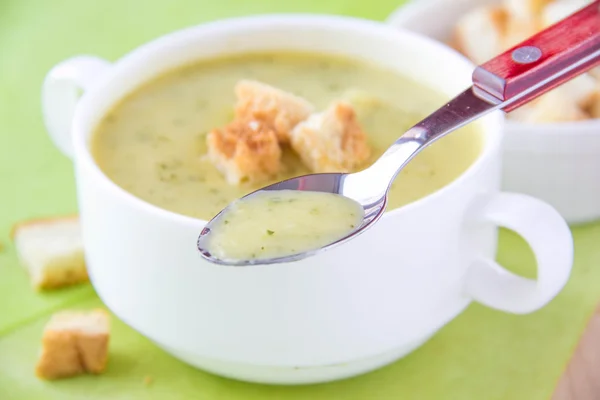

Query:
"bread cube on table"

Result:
[[290, 101, 371, 173], [11, 217, 88, 290], [234, 80, 315, 143], [36, 309, 110, 380], [207, 118, 283, 185]]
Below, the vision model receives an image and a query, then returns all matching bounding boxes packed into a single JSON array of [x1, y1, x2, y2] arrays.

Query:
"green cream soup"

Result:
[[92, 52, 482, 220], [204, 190, 364, 262]]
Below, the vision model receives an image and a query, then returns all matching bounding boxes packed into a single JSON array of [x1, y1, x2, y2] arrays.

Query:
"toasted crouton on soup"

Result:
[[36, 309, 110, 380], [234, 80, 315, 143], [290, 101, 370, 173], [207, 118, 283, 185], [11, 217, 88, 290]]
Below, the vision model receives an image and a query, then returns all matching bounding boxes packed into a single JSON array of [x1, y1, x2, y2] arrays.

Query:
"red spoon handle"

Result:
[[472, 1, 600, 112]]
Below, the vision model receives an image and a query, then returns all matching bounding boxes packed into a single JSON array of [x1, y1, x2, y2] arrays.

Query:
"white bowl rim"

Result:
[[72, 13, 504, 229]]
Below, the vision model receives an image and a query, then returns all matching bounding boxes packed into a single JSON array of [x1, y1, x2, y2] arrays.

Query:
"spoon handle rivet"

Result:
[[511, 46, 542, 64]]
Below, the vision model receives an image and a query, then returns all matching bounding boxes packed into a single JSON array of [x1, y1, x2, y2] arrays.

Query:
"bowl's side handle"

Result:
[[42, 56, 113, 158], [464, 192, 573, 314]]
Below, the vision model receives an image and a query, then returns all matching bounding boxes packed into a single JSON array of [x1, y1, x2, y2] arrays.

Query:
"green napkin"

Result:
[[1, 1, 599, 399]]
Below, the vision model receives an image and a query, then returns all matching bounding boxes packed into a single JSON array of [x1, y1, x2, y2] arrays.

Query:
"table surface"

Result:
[[552, 305, 600, 400]]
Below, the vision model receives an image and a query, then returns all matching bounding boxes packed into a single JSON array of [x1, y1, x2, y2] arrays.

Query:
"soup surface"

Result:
[[203, 190, 364, 262], [92, 52, 482, 220]]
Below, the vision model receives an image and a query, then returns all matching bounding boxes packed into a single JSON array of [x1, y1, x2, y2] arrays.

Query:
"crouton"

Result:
[[11, 217, 88, 290], [588, 67, 600, 81], [588, 97, 600, 119], [563, 73, 598, 109], [583, 90, 600, 119], [509, 73, 596, 123], [453, 6, 509, 64], [207, 118, 282, 185], [508, 90, 588, 123], [36, 309, 110, 380], [541, 0, 592, 28], [502, 15, 540, 49], [290, 101, 370, 173], [503, 0, 550, 20], [234, 80, 315, 143]]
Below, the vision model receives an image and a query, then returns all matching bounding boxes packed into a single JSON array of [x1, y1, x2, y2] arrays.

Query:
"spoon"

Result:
[[198, 2, 600, 266]]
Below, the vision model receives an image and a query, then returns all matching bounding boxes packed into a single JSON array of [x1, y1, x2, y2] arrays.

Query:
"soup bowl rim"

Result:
[[71, 13, 505, 230]]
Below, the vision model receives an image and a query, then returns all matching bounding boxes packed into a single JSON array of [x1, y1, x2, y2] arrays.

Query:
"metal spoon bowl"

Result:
[[197, 173, 387, 266]]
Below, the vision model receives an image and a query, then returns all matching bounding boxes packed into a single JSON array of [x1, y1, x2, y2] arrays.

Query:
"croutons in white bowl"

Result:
[[387, 0, 600, 224]]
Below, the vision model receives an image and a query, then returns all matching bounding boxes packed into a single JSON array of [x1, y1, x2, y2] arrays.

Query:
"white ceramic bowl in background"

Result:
[[387, 0, 600, 225], [42, 15, 573, 384]]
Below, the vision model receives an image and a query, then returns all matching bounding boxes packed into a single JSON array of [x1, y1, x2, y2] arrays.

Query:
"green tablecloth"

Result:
[[1, 0, 599, 398]]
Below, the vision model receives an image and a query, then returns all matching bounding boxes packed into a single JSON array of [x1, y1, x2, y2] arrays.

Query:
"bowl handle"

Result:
[[464, 192, 573, 314], [41, 56, 112, 158]]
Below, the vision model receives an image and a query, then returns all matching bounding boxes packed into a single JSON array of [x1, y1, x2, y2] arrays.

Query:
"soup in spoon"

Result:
[[202, 190, 364, 262]]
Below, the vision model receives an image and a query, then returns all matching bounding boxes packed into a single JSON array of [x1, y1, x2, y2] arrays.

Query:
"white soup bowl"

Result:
[[41, 15, 573, 385]]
